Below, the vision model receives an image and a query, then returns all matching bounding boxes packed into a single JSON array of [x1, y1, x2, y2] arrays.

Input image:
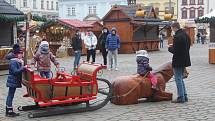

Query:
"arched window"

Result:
[[198, 7, 204, 17], [182, 8, 187, 19], [190, 8, 196, 18]]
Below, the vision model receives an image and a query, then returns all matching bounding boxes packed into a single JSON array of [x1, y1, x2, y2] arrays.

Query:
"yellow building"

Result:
[[135, 0, 178, 20]]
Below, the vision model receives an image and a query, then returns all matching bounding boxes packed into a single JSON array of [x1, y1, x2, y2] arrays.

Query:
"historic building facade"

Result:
[[5, 0, 59, 19], [135, 0, 178, 20], [58, 0, 127, 20]]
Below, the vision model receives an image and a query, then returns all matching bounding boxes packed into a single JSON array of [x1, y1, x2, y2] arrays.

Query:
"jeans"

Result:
[[87, 49, 96, 63], [173, 67, 187, 101], [6, 87, 16, 107], [101, 48, 108, 65], [108, 49, 118, 69], [160, 40, 163, 48], [40, 71, 51, 79], [74, 50, 82, 69]]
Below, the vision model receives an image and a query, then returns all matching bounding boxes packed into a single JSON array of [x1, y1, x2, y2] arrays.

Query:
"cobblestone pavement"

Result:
[[0, 43, 215, 121]]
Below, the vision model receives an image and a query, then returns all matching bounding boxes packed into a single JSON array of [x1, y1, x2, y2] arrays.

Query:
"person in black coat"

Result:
[[99, 27, 109, 65], [71, 29, 82, 69], [168, 22, 191, 103]]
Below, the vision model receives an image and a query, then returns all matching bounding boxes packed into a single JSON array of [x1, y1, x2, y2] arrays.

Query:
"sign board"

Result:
[[209, 43, 215, 49]]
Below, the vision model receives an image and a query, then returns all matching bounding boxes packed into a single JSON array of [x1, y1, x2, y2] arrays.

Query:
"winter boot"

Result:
[[5, 106, 20, 117]]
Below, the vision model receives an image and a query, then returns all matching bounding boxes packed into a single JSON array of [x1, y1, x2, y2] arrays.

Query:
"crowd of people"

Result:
[[71, 27, 120, 71]]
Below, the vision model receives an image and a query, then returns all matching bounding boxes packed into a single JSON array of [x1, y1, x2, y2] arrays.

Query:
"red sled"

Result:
[[19, 62, 112, 118]]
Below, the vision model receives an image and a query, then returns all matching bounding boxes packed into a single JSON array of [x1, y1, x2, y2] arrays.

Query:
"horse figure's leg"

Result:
[[150, 73, 172, 101], [154, 90, 173, 101], [111, 77, 139, 105]]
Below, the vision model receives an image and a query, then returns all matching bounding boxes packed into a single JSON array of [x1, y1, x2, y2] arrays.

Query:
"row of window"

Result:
[[18, 0, 58, 10], [182, 0, 204, 5], [39, 0, 58, 10], [155, 7, 175, 15], [67, 6, 97, 16], [182, 8, 204, 19]]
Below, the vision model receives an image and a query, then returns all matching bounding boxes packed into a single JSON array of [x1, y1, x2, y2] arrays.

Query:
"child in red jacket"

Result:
[[31, 41, 59, 78]]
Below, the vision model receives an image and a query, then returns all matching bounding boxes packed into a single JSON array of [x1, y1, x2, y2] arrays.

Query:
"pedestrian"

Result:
[[31, 41, 60, 78], [196, 32, 201, 44], [168, 22, 191, 103], [99, 27, 109, 66], [71, 29, 82, 70], [5, 47, 25, 117], [18, 35, 25, 49], [105, 27, 120, 71], [84, 29, 97, 63], [159, 32, 164, 48], [201, 32, 206, 44]]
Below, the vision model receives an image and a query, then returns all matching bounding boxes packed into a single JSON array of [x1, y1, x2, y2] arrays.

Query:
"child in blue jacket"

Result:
[[5, 48, 25, 117]]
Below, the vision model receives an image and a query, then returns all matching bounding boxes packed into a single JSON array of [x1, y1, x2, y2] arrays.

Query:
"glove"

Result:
[[21, 66, 26, 71]]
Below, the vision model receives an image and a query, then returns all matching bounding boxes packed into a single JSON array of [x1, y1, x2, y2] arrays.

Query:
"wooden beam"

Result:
[[133, 25, 142, 33]]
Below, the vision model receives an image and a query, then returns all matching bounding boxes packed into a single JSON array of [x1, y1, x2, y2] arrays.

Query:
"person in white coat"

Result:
[[84, 29, 97, 63]]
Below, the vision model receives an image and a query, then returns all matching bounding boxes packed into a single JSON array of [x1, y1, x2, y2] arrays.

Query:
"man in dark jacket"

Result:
[[105, 27, 120, 71], [71, 29, 82, 69], [168, 22, 191, 103], [99, 27, 109, 65]]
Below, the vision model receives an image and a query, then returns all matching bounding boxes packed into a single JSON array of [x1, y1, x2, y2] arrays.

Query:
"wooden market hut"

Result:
[[102, 5, 168, 53], [0, 0, 24, 70], [39, 19, 102, 56], [195, 10, 215, 64]]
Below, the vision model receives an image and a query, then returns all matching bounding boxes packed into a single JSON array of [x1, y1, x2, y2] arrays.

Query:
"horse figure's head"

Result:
[[153, 61, 189, 83]]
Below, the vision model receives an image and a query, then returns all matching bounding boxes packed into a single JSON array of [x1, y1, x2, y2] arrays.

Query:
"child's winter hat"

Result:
[[136, 50, 149, 58], [14, 48, 23, 54], [13, 44, 23, 54], [13, 44, 20, 51], [40, 41, 49, 47], [111, 27, 117, 32]]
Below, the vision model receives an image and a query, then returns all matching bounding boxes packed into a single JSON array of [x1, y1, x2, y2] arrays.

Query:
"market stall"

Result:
[[102, 5, 170, 53], [195, 10, 215, 64], [0, 0, 24, 70]]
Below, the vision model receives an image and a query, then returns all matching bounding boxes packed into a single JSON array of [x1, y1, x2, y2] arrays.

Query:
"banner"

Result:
[[209, 43, 215, 49]]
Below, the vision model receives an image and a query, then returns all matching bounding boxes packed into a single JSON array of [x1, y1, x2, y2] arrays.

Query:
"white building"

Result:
[[5, 0, 59, 19], [178, 0, 208, 27], [59, 0, 127, 20], [178, 0, 209, 32]]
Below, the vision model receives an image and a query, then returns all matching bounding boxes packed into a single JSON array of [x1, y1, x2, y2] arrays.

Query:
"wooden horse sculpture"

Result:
[[111, 62, 188, 105]]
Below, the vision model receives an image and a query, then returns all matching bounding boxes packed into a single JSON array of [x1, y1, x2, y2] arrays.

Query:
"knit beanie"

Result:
[[136, 50, 149, 58], [13, 44, 22, 54]]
